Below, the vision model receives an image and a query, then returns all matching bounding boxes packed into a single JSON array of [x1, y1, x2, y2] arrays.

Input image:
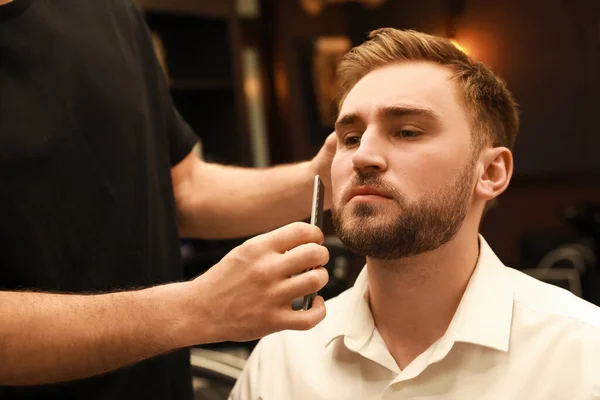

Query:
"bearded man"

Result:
[[230, 28, 600, 400]]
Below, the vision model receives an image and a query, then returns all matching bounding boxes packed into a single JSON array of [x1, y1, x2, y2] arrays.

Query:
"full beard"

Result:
[[332, 161, 475, 261]]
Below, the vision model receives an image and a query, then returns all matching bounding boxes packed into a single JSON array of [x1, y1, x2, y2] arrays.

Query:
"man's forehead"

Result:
[[339, 62, 457, 117]]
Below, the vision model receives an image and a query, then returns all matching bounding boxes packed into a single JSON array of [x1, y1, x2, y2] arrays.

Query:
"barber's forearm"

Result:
[[177, 161, 316, 239], [0, 282, 198, 386]]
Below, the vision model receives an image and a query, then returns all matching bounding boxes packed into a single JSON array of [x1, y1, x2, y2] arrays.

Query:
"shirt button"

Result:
[[392, 382, 403, 391]]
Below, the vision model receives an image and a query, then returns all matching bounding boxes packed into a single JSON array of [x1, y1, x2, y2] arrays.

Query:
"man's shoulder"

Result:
[[502, 265, 600, 330]]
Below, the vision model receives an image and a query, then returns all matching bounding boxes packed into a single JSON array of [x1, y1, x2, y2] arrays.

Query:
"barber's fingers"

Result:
[[257, 222, 324, 254], [277, 266, 329, 300], [278, 242, 329, 277], [277, 296, 327, 331]]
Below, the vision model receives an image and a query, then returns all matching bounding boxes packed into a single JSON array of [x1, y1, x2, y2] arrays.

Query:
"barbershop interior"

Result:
[[4, 0, 599, 398], [130, 0, 600, 397]]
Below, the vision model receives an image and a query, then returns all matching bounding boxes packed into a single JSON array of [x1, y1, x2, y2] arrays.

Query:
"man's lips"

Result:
[[346, 186, 393, 201]]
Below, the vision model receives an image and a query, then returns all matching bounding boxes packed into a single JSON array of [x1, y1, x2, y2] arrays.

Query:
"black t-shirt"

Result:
[[0, 0, 198, 398]]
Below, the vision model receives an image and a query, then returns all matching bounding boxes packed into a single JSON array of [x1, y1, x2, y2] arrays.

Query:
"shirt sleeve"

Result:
[[164, 105, 200, 166]]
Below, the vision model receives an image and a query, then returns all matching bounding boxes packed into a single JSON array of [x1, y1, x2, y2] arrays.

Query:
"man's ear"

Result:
[[475, 147, 513, 201]]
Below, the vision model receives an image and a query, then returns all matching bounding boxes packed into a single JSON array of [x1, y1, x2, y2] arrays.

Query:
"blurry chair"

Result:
[[190, 347, 245, 400]]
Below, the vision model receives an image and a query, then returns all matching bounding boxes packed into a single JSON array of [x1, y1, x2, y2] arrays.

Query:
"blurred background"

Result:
[[135, 0, 600, 397]]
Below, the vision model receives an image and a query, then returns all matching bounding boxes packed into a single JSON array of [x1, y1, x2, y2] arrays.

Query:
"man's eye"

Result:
[[343, 135, 361, 146], [394, 130, 423, 139]]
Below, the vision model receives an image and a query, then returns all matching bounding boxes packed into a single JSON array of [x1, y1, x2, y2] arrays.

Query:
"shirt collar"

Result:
[[324, 263, 373, 352], [444, 235, 514, 352], [324, 235, 514, 353]]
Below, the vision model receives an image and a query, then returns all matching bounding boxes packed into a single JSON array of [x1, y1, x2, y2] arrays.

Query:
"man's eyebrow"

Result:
[[334, 113, 361, 131], [335, 106, 442, 131], [379, 105, 443, 123]]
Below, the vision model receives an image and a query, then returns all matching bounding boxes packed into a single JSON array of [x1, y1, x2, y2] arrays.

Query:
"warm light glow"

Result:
[[274, 61, 289, 105], [450, 39, 471, 56], [244, 76, 260, 99]]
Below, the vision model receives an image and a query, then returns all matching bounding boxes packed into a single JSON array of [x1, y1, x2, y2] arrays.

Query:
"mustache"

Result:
[[354, 171, 384, 186], [341, 171, 403, 204]]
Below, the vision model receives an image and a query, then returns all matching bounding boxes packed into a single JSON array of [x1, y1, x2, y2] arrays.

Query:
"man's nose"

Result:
[[351, 131, 387, 172]]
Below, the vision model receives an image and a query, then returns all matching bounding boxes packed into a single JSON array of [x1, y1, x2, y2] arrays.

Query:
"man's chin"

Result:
[[342, 201, 398, 216], [338, 220, 398, 241], [350, 211, 402, 226]]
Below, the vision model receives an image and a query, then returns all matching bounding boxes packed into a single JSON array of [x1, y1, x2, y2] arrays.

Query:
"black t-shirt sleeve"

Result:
[[129, 1, 199, 166], [166, 106, 199, 166], [150, 37, 199, 167]]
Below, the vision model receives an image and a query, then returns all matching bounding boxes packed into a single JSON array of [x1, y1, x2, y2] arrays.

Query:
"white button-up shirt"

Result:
[[230, 237, 600, 400]]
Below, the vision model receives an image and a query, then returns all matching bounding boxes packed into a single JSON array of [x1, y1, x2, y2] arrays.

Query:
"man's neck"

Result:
[[0, 0, 14, 5], [367, 222, 480, 370]]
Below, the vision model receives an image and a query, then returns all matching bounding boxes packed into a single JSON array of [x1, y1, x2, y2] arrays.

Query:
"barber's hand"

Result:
[[186, 222, 330, 343], [309, 132, 336, 209]]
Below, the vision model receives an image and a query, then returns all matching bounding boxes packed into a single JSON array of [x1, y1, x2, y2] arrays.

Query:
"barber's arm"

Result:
[[0, 282, 190, 385], [0, 223, 329, 386], [172, 133, 336, 239]]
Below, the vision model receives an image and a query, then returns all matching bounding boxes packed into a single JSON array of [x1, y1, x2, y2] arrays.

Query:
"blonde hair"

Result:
[[337, 28, 519, 151]]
